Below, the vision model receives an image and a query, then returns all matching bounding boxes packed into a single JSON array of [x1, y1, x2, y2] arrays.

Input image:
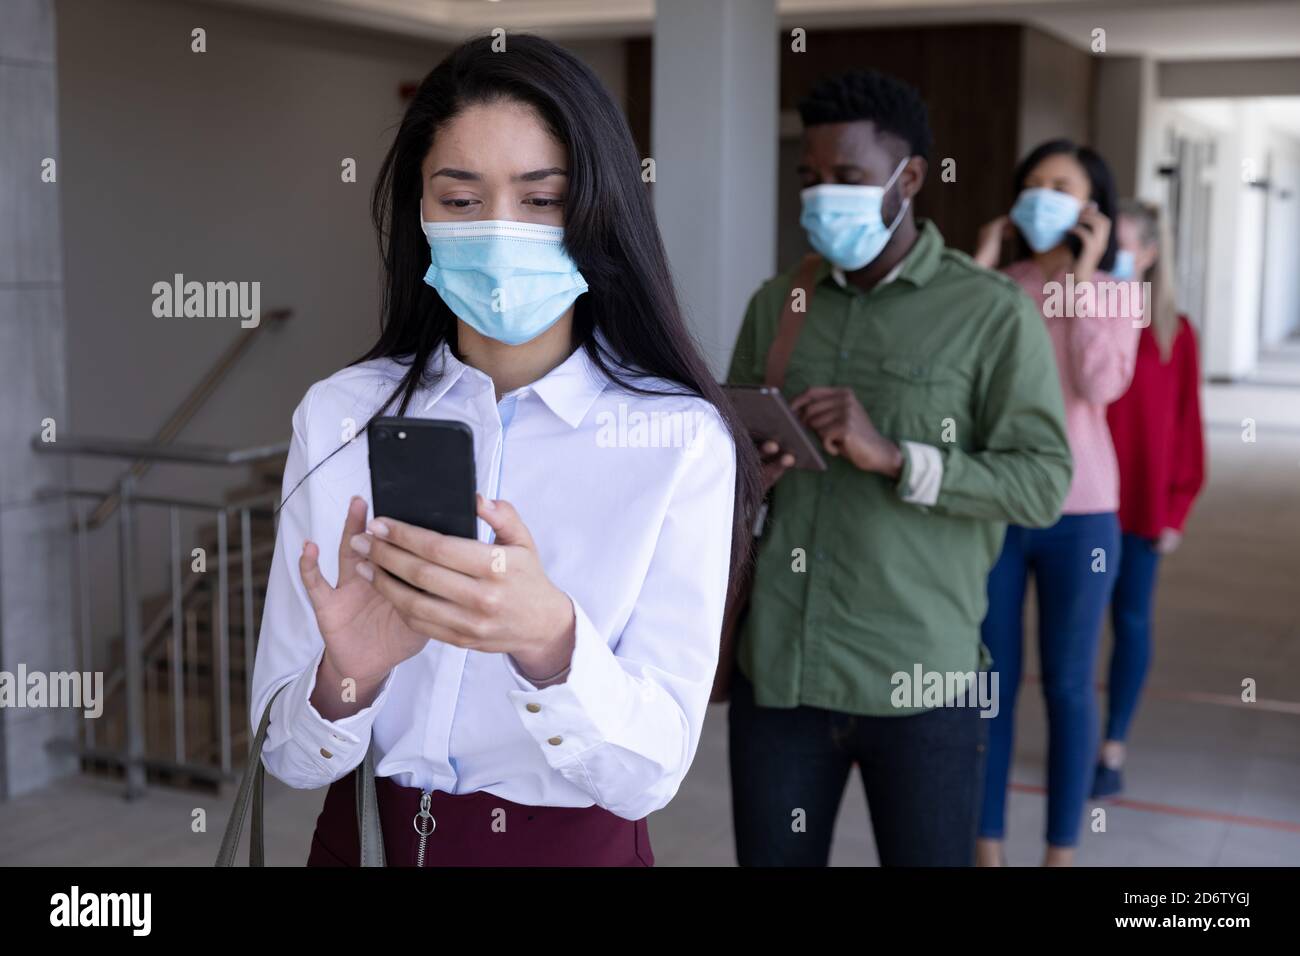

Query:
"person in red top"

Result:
[[1094, 199, 1206, 798]]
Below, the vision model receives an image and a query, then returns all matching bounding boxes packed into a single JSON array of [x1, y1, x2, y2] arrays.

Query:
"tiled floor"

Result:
[[1, 378, 1297, 867]]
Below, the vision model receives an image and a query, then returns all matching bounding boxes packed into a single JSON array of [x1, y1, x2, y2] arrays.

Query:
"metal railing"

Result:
[[33, 436, 288, 798], [78, 307, 291, 532]]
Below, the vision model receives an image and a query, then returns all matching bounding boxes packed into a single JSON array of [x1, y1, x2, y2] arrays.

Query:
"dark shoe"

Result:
[[1091, 763, 1123, 799]]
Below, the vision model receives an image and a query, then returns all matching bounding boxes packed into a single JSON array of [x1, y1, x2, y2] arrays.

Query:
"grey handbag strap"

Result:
[[216, 681, 386, 867], [355, 743, 385, 867]]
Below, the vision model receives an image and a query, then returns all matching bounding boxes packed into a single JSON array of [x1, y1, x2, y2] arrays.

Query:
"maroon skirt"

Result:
[[306, 772, 654, 867]]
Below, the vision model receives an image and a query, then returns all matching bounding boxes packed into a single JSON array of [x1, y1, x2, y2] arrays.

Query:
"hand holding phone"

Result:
[[298, 495, 435, 721], [361, 416, 575, 682], [353, 499, 576, 682]]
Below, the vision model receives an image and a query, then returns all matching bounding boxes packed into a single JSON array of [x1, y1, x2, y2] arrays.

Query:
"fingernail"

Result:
[[349, 534, 371, 556], [479, 494, 496, 511], [368, 519, 389, 538], [356, 561, 374, 582], [301, 541, 309, 555]]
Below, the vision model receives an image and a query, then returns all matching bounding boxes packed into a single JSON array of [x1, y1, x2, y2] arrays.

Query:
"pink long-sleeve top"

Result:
[[1003, 261, 1141, 515]]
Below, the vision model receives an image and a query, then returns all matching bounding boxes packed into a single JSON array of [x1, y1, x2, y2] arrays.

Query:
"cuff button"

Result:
[[319, 747, 334, 759], [547, 736, 563, 746], [526, 703, 541, 714]]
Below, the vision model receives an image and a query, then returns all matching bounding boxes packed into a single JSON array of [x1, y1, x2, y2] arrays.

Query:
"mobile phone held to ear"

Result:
[[367, 417, 477, 538]]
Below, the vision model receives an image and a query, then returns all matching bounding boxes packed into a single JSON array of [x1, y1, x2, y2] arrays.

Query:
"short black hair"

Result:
[[1012, 138, 1119, 271], [797, 69, 932, 160]]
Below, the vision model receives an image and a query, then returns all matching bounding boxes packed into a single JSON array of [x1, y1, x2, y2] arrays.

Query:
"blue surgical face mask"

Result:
[[799, 157, 910, 271], [1111, 248, 1137, 280], [1009, 187, 1084, 254], [420, 216, 589, 346]]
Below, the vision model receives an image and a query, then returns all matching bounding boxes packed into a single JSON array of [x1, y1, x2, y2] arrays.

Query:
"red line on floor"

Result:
[[1022, 675, 1300, 715], [1009, 782, 1300, 834]]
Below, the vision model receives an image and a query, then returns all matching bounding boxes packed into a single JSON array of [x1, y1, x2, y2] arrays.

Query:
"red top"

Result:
[[1106, 316, 1206, 539]]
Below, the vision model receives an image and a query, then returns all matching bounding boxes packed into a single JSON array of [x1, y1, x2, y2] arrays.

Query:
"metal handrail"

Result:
[[40, 439, 289, 798], [32, 436, 289, 466], [51, 306, 291, 529]]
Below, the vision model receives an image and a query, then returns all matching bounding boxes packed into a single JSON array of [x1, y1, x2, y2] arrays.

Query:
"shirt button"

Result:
[[526, 703, 541, 713], [319, 747, 333, 759], [547, 736, 563, 746]]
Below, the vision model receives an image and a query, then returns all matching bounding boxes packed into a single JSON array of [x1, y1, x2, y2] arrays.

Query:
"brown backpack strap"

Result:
[[712, 254, 822, 705], [763, 253, 823, 389]]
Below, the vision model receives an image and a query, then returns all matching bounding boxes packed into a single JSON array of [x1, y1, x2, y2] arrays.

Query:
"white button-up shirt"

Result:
[[250, 341, 737, 820]]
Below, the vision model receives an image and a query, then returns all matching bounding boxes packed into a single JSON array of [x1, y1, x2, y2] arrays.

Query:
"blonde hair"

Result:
[[1118, 198, 1180, 362]]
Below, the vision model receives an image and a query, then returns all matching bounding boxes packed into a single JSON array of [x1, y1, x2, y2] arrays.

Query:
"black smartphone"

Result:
[[367, 417, 477, 538], [1065, 230, 1084, 260]]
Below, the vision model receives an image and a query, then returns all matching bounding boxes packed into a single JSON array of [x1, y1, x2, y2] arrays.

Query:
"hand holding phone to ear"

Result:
[[1071, 202, 1111, 282]]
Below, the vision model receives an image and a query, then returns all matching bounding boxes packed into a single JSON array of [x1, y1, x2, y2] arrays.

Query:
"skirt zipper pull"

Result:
[[413, 790, 435, 867]]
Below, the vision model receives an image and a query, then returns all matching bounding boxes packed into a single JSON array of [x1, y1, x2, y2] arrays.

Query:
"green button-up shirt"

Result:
[[727, 220, 1072, 715]]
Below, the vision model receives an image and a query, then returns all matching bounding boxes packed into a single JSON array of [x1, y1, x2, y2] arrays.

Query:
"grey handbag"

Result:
[[215, 683, 386, 866]]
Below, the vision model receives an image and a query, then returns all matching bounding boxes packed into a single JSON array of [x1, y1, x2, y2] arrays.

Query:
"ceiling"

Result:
[[205, 0, 1300, 60]]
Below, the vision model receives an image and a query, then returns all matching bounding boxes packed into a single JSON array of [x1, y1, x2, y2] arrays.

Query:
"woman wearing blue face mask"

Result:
[[972, 140, 1140, 866], [247, 34, 760, 866], [1098, 199, 1205, 799]]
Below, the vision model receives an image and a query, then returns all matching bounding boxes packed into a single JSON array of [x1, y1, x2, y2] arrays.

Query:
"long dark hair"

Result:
[[1012, 138, 1119, 271], [289, 34, 760, 587]]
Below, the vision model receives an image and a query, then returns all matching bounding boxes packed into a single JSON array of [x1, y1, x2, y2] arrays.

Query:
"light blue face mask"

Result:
[[799, 157, 910, 271], [1111, 248, 1137, 280], [421, 217, 589, 346], [1009, 187, 1084, 254]]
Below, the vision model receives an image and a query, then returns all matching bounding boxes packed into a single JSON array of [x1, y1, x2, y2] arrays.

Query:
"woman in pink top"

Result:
[[971, 140, 1140, 866]]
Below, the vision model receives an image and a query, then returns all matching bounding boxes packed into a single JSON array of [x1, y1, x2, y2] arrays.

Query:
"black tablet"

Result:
[[722, 384, 828, 472]]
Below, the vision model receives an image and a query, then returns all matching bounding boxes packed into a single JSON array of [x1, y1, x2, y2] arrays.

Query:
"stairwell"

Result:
[[84, 454, 286, 792]]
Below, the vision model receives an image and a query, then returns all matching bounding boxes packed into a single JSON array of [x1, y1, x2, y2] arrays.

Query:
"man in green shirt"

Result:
[[726, 70, 1071, 866]]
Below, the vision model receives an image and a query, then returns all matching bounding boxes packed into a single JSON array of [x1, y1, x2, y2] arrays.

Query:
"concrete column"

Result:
[[1093, 56, 1161, 202], [652, 0, 778, 376], [1202, 101, 1267, 380], [0, 0, 77, 798]]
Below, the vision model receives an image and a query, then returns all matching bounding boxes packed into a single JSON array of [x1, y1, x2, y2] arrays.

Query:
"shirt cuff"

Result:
[[504, 598, 631, 767], [270, 647, 395, 775], [896, 440, 944, 507]]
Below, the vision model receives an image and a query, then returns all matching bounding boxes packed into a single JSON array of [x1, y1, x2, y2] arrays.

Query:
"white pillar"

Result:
[[0, 0, 77, 798], [1204, 102, 1267, 380], [652, 0, 778, 376]]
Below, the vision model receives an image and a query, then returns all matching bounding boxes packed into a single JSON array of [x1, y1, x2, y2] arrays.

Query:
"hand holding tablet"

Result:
[[723, 384, 829, 475]]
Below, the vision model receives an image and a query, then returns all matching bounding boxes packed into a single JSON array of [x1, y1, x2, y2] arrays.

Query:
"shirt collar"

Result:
[[526, 340, 609, 428], [831, 257, 906, 289], [825, 219, 945, 291], [420, 337, 608, 429]]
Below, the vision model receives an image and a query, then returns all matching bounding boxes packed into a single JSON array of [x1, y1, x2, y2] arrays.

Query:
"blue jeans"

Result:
[[1104, 533, 1162, 742], [728, 669, 988, 866], [978, 512, 1119, 847]]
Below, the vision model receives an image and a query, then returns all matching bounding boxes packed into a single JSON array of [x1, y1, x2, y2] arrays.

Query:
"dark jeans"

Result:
[[1105, 532, 1162, 742], [978, 512, 1120, 847], [728, 668, 988, 866]]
